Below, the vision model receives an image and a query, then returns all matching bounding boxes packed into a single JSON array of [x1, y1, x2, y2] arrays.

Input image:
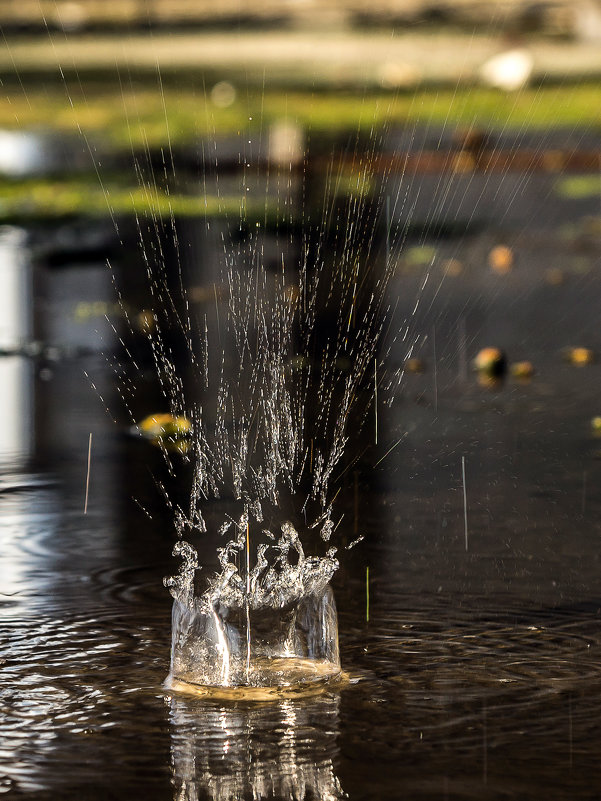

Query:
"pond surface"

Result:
[[2, 133, 601, 799]]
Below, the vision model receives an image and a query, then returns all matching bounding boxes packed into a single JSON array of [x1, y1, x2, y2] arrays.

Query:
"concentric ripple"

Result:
[[336, 598, 601, 799], [353, 603, 601, 693]]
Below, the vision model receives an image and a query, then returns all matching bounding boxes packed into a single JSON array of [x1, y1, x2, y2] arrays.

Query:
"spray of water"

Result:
[[154, 145, 400, 672], [106, 88, 483, 689]]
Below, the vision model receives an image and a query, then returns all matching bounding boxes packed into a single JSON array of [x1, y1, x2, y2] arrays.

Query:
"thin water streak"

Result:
[[84, 432, 92, 514], [462, 455, 468, 552]]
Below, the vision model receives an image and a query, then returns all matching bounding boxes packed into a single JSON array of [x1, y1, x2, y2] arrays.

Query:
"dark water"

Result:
[[2, 142, 601, 799]]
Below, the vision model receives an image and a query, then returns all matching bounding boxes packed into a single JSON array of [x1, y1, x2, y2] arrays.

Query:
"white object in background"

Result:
[[0, 131, 50, 177], [479, 48, 534, 91], [268, 120, 304, 167]]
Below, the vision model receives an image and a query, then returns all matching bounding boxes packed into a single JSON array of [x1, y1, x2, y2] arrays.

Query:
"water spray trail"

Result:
[[458, 317, 467, 384], [84, 433, 92, 514], [373, 434, 407, 468], [353, 471, 359, 536], [155, 84, 411, 690], [462, 455, 468, 551], [432, 327, 438, 413], [385, 195, 391, 267], [245, 519, 251, 682], [374, 358, 378, 445]]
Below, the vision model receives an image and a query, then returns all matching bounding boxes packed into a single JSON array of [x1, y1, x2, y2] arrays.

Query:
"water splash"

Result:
[[131, 130, 403, 689], [164, 518, 341, 690], [164, 516, 340, 616], [158, 233, 391, 685]]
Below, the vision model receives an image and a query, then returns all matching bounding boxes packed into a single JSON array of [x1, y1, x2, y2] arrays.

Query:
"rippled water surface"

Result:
[[3, 361, 601, 800]]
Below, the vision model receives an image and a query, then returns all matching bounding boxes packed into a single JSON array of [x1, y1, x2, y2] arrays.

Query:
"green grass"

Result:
[[1, 83, 600, 149], [0, 175, 272, 221], [555, 175, 601, 199], [1, 81, 599, 219]]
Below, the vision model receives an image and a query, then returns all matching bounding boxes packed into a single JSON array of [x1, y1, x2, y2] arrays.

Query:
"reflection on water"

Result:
[[168, 693, 344, 801], [0, 355, 33, 466], [0, 227, 33, 466], [0, 483, 58, 605], [0, 227, 31, 350]]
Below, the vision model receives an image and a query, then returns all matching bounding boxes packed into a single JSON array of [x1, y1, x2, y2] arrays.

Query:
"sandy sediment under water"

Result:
[[167, 657, 346, 701]]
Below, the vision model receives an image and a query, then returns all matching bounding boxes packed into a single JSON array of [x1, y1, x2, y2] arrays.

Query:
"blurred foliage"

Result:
[[555, 175, 601, 199], [0, 175, 272, 220], [0, 84, 600, 149]]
